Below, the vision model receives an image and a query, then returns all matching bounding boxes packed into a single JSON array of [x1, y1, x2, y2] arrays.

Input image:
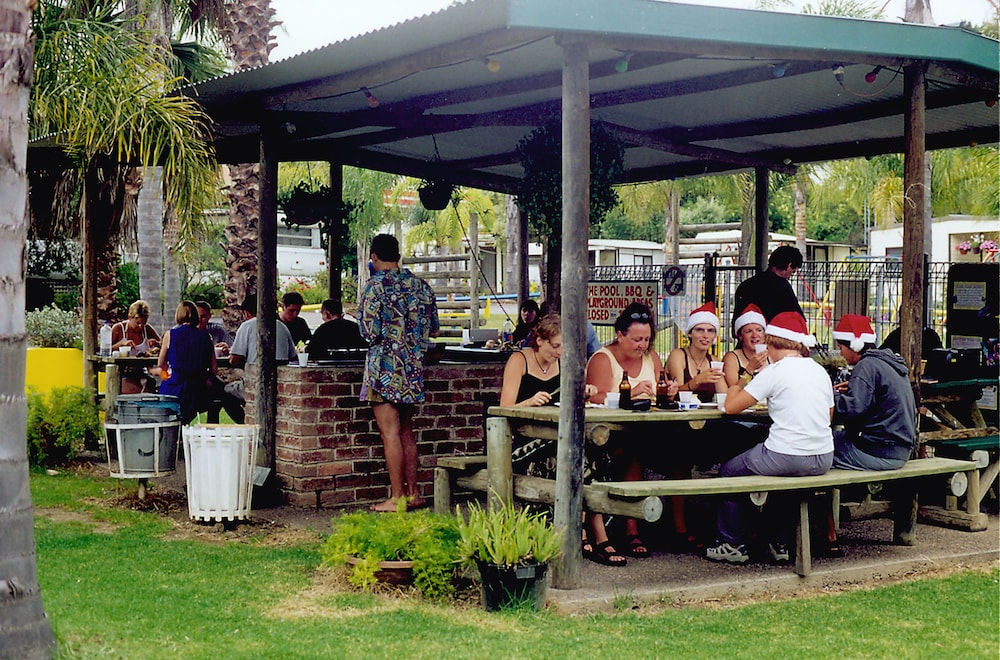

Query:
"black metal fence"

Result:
[[589, 259, 951, 355]]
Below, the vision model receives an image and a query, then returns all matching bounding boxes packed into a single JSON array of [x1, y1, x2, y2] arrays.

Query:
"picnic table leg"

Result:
[[486, 416, 512, 512], [433, 467, 452, 515], [794, 497, 811, 577], [892, 483, 918, 545], [104, 364, 121, 418]]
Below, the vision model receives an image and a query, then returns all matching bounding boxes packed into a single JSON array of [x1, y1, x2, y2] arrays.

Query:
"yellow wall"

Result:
[[26, 348, 104, 393]]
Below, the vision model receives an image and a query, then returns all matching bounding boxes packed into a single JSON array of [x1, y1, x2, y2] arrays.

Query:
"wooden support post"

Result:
[[552, 38, 590, 591], [754, 167, 769, 272], [892, 483, 919, 546], [104, 364, 120, 418], [901, 62, 927, 399], [794, 497, 811, 577], [327, 163, 343, 300], [433, 467, 452, 515], [486, 417, 512, 511], [257, 120, 279, 473]]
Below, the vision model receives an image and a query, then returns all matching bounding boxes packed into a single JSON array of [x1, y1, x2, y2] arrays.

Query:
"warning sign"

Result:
[[587, 281, 657, 325]]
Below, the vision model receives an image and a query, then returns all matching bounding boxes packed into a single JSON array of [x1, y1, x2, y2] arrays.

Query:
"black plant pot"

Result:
[[418, 182, 453, 210], [476, 560, 548, 611]]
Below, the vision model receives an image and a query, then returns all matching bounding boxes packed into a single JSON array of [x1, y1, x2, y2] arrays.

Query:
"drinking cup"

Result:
[[605, 392, 620, 409], [715, 393, 727, 407], [755, 344, 768, 354], [677, 391, 693, 403], [215, 346, 225, 358], [298, 353, 309, 366], [118, 346, 130, 357], [710, 361, 724, 371]]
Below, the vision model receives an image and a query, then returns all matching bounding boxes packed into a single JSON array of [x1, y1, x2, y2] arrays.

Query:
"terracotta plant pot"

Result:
[[345, 555, 415, 585]]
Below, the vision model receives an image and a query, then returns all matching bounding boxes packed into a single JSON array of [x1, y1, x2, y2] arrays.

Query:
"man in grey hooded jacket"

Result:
[[831, 314, 916, 470]]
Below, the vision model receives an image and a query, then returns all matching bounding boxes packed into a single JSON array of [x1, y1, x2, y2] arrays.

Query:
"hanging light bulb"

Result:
[[361, 86, 380, 108], [614, 53, 633, 74], [484, 57, 501, 73], [771, 62, 788, 78], [864, 66, 882, 84], [832, 65, 845, 84]]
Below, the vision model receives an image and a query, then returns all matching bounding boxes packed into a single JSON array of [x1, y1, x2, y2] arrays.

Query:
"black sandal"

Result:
[[586, 540, 627, 567], [623, 534, 650, 558]]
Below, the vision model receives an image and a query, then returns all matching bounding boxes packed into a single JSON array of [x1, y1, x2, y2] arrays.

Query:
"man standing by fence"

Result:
[[359, 234, 440, 512], [733, 246, 804, 332]]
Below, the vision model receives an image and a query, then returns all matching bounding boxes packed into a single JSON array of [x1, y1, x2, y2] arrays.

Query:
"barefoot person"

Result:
[[359, 234, 439, 512]]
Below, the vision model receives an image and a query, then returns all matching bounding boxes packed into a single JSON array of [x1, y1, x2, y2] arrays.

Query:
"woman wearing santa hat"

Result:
[[665, 301, 727, 403], [707, 311, 834, 565], [722, 304, 770, 387]]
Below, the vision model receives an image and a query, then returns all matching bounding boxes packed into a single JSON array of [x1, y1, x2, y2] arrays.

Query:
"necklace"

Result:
[[532, 349, 551, 375], [686, 347, 708, 374]]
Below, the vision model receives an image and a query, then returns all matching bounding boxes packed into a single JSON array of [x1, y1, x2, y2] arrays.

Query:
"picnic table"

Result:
[[436, 404, 982, 577], [919, 378, 998, 525], [89, 354, 231, 418]]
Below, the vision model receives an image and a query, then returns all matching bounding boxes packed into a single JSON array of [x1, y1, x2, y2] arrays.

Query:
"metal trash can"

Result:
[[182, 424, 259, 522], [104, 394, 182, 477]]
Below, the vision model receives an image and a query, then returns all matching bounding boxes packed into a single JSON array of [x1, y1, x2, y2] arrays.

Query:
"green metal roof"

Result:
[[164, 0, 998, 192]]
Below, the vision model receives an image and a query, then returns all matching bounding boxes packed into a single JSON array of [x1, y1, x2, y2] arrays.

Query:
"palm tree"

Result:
[[215, 0, 279, 331], [0, 4, 58, 657], [29, 1, 219, 385]]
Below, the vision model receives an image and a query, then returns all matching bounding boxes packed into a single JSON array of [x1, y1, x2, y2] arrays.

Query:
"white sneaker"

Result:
[[767, 542, 789, 564], [706, 542, 749, 564]]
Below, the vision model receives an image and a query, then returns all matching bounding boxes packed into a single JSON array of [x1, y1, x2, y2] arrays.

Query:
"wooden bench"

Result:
[[923, 428, 999, 519], [588, 457, 984, 576], [433, 455, 664, 523]]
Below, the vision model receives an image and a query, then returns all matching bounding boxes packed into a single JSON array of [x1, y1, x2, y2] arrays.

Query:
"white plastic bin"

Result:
[[182, 424, 259, 522]]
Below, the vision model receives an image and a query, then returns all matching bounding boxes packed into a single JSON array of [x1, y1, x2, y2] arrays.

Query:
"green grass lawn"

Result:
[[31, 469, 999, 659]]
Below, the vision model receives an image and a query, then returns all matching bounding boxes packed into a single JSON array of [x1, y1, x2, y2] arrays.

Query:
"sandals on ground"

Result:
[[623, 534, 650, 558], [585, 540, 627, 567]]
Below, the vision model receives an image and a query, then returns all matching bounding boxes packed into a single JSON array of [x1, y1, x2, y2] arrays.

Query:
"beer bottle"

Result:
[[656, 370, 671, 409], [618, 371, 632, 410]]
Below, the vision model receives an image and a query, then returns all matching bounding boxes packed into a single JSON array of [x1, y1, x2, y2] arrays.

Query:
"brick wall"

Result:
[[250, 362, 504, 509]]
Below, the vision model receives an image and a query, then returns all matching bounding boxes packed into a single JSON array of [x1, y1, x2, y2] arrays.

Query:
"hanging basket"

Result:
[[418, 180, 454, 210]]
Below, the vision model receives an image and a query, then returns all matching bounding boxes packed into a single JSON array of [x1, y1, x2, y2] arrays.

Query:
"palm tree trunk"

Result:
[[137, 167, 165, 328], [0, 5, 57, 655], [794, 177, 807, 257], [163, 207, 181, 320]]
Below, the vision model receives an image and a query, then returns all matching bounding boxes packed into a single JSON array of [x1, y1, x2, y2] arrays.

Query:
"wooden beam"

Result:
[[258, 121, 279, 473], [901, 63, 927, 401], [754, 167, 769, 272]]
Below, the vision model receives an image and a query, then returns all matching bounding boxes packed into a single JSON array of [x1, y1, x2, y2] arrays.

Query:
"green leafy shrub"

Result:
[[457, 500, 563, 569], [321, 508, 461, 600], [25, 305, 83, 348], [27, 386, 102, 467], [116, 261, 139, 318]]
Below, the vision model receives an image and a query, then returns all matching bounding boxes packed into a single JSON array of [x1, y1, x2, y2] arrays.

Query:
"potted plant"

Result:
[[417, 179, 454, 210], [456, 500, 563, 611], [320, 506, 461, 600], [956, 240, 972, 255]]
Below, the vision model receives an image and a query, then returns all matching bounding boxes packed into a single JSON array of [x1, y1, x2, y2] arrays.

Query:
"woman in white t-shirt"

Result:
[[706, 312, 834, 565]]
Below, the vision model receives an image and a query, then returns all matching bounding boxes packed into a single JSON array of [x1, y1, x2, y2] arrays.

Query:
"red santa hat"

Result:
[[734, 304, 767, 334], [832, 314, 876, 352], [685, 301, 719, 333], [765, 311, 816, 347]]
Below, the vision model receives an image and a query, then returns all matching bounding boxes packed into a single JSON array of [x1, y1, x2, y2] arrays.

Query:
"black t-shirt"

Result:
[[733, 270, 804, 332], [281, 315, 312, 346], [307, 318, 368, 356]]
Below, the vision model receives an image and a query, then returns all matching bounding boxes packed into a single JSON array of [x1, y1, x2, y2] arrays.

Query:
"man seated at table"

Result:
[[820, 314, 918, 557], [306, 298, 368, 357], [195, 300, 234, 350], [832, 314, 917, 471], [223, 294, 298, 423]]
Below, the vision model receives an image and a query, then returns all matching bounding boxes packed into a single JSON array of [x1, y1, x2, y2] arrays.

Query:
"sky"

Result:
[[269, 0, 996, 61]]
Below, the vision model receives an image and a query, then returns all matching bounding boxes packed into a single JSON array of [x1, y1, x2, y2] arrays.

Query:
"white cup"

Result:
[[710, 361, 724, 371], [297, 353, 309, 366], [755, 344, 768, 354], [118, 346, 130, 357], [215, 346, 225, 358], [715, 393, 727, 407], [677, 391, 693, 403], [605, 392, 620, 409]]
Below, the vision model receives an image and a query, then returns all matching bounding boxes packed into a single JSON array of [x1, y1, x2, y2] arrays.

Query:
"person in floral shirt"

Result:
[[359, 234, 440, 512]]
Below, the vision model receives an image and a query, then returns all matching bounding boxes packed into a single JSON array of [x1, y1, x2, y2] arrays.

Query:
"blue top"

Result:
[[159, 324, 214, 423]]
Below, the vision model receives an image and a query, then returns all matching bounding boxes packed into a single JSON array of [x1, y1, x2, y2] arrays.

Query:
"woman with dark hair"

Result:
[[584, 302, 674, 566], [511, 299, 540, 346], [158, 300, 216, 424]]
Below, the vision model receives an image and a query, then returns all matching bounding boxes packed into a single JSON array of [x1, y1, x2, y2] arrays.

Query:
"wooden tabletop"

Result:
[[487, 404, 769, 424]]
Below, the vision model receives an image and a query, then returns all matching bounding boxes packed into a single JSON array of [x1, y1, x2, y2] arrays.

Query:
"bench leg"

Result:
[[892, 483, 918, 546], [794, 497, 811, 577], [433, 467, 452, 516]]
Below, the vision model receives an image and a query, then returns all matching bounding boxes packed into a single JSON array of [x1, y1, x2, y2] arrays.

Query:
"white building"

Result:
[[869, 215, 999, 263]]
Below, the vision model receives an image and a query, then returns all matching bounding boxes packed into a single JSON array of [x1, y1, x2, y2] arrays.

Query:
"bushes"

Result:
[[27, 387, 102, 467], [25, 305, 83, 348]]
